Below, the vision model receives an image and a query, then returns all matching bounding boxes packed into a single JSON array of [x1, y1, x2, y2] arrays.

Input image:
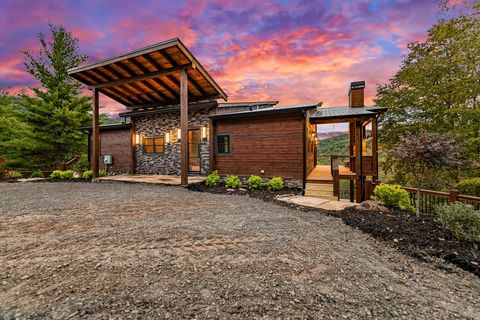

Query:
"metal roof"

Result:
[[211, 102, 322, 119], [217, 101, 278, 108], [68, 38, 227, 109], [311, 106, 387, 120]]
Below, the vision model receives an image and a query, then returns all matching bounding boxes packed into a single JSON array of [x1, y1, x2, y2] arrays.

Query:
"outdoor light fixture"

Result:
[[135, 133, 140, 145], [177, 128, 181, 141], [201, 126, 207, 140], [165, 132, 171, 144]]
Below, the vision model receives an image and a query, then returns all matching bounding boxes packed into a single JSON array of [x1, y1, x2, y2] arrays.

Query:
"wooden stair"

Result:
[[304, 181, 337, 200]]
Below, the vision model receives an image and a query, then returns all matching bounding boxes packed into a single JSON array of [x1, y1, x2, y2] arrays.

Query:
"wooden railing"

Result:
[[373, 183, 480, 214]]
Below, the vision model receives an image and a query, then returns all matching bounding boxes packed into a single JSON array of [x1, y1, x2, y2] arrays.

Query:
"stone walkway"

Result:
[[277, 195, 358, 211]]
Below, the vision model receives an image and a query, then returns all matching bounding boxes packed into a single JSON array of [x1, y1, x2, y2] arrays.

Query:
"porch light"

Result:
[[135, 133, 140, 145], [177, 128, 181, 141], [201, 126, 208, 140], [165, 132, 171, 144]]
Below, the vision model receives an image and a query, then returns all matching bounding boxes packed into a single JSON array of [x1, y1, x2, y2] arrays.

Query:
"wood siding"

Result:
[[90, 129, 132, 172], [213, 113, 304, 180]]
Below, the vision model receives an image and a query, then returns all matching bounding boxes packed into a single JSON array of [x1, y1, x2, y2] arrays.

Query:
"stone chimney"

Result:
[[348, 81, 365, 108]]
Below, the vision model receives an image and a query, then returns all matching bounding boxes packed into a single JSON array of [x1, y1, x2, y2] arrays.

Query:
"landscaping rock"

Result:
[[358, 200, 390, 212]]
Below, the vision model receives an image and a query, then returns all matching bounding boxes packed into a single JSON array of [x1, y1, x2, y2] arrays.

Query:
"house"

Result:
[[70, 38, 386, 202]]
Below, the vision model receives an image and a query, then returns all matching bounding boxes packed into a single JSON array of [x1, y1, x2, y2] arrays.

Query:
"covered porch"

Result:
[[68, 38, 227, 185]]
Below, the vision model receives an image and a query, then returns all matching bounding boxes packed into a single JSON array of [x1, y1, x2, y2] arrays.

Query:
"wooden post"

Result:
[[92, 88, 100, 178], [331, 156, 339, 197], [355, 121, 363, 203], [449, 189, 459, 203], [180, 69, 189, 186], [372, 117, 378, 181], [209, 119, 215, 173]]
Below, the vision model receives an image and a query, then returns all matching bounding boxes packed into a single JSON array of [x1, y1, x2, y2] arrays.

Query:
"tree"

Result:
[[375, 1, 480, 184], [21, 24, 90, 169], [389, 131, 461, 217]]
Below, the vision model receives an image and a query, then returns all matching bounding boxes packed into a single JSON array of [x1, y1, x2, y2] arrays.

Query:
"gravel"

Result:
[[0, 182, 479, 319]]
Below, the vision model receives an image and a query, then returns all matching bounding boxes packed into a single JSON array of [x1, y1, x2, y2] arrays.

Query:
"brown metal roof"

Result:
[[68, 38, 227, 109]]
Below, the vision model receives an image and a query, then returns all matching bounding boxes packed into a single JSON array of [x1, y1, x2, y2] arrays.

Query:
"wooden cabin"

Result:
[[70, 38, 386, 202]]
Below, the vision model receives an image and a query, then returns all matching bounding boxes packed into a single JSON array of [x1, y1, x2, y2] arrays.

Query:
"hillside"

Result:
[[317, 133, 349, 164]]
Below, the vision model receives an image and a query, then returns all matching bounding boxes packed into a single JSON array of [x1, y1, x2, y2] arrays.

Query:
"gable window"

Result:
[[216, 133, 232, 156], [143, 136, 164, 154]]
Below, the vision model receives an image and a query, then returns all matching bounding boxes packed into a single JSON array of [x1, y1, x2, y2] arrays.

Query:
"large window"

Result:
[[143, 136, 164, 154], [216, 133, 232, 156]]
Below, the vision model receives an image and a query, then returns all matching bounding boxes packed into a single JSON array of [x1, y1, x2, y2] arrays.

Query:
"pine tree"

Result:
[[21, 24, 90, 169]]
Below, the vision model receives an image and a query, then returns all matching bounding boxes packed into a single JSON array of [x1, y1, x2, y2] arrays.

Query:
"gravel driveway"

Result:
[[1, 182, 479, 319]]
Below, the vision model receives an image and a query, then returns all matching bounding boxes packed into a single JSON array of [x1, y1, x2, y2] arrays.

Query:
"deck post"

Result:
[[92, 88, 100, 178], [180, 68, 189, 186], [372, 116, 378, 181], [355, 121, 363, 203]]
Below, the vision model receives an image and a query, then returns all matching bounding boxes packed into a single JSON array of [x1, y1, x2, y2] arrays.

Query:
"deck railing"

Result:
[[373, 183, 480, 214]]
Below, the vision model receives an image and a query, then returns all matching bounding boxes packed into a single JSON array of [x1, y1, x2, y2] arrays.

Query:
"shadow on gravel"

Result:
[[188, 182, 480, 277]]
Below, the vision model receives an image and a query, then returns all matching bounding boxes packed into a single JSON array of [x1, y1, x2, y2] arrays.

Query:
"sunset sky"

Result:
[[1, 0, 442, 116]]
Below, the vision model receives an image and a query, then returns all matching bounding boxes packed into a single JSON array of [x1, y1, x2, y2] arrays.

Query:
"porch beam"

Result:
[[91, 63, 192, 89], [92, 88, 100, 178], [180, 68, 189, 186]]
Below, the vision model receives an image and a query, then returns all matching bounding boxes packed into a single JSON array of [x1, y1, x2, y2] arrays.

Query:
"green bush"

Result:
[[30, 171, 44, 178], [206, 170, 221, 187], [6, 170, 22, 180], [225, 175, 242, 189], [50, 170, 63, 179], [99, 170, 107, 177], [82, 170, 93, 180], [60, 170, 74, 180], [454, 178, 480, 197], [434, 202, 480, 241], [372, 184, 414, 211], [246, 175, 263, 189], [267, 177, 284, 191]]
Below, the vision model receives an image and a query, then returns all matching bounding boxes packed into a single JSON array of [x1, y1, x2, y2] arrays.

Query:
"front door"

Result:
[[188, 129, 201, 172]]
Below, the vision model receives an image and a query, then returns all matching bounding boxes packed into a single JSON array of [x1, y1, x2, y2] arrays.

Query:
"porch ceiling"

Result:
[[68, 38, 227, 109]]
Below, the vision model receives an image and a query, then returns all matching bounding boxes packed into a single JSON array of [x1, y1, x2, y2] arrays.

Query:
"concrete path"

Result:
[[277, 194, 358, 211]]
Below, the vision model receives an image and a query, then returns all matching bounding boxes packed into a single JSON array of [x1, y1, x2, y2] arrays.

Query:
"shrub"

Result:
[[206, 170, 221, 187], [246, 175, 263, 189], [99, 170, 107, 177], [50, 170, 63, 179], [6, 170, 22, 180], [372, 184, 414, 211], [30, 171, 44, 178], [59, 170, 74, 180], [225, 175, 241, 189], [434, 202, 480, 241], [454, 178, 480, 197], [82, 170, 93, 180], [267, 177, 284, 191]]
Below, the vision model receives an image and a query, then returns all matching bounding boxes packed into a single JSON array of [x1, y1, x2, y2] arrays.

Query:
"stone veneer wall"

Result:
[[134, 109, 210, 175]]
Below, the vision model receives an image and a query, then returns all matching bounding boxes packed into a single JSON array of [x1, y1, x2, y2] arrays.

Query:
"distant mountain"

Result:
[[316, 131, 348, 140]]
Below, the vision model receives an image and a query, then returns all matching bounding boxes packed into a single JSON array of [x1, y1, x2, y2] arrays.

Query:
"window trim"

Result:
[[215, 133, 232, 156], [143, 134, 165, 154]]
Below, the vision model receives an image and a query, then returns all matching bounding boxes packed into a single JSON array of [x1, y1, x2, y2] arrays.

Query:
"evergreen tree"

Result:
[[21, 24, 90, 169], [375, 1, 480, 185]]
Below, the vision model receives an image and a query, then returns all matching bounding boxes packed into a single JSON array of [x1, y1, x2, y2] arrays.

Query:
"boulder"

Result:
[[358, 200, 390, 213]]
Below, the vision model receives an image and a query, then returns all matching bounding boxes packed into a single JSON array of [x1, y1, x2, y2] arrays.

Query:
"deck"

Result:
[[307, 165, 353, 182], [94, 174, 205, 186]]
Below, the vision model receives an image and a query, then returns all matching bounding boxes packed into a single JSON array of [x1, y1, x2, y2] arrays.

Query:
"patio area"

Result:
[[94, 174, 205, 185]]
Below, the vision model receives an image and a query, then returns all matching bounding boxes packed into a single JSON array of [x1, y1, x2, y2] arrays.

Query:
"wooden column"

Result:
[[180, 69, 189, 186], [209, 119, 215, 173], [355, 121, 363, 203], [348, 121, 355, 202], [92, 88, 100, 178], [372, 117, 378, 181]]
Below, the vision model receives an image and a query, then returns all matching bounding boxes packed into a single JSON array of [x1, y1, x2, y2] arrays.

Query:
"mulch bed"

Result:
[[189, 181, 480, 277]]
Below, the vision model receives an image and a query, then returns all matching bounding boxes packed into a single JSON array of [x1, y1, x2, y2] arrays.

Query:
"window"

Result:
[[143, 136, 164, 154], [216, 133, 232, 156]]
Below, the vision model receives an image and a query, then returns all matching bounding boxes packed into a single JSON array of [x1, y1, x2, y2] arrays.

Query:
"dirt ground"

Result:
[[1, 182, 479, 319]]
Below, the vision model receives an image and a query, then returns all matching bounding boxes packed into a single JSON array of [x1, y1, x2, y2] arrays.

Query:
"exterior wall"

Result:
[[90, 128, 132, 174], [306, 111, 317, 177], [213, 113, 305, 186], [134, 109, 210, 175]]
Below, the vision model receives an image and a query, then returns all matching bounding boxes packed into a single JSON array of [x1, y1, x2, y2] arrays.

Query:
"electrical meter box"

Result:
[[103, 155, 113, 165]]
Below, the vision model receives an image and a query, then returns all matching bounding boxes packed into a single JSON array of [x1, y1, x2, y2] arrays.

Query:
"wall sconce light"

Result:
[[165, 132, 171, 144], [177, 128, 181, 141], [201, 126, 208, 141], [135, 133, 140, 145]]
